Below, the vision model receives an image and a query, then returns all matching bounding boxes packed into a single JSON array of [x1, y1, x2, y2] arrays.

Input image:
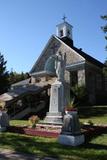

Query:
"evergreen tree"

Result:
[[0, 53, 9, 94], [101, 14, 107, 75], [9, 71, 29, 85], [101, 14, 107, 50]]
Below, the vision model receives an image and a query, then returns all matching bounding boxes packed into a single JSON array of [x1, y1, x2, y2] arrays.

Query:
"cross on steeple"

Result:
[[62, 15, 67, 22]]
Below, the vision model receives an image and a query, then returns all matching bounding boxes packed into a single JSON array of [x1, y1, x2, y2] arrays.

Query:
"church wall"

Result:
[[68, 61, 105, 104], [85, 62, 104, 104], [78, 69, 85, 86], [85, 62, 103, 91]]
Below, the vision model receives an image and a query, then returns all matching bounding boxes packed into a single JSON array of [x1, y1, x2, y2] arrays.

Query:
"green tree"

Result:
[[0, 53, 9, 94], [101, 14, 107, 75], [9, 71, 29, 85], [101, 14, 107, 50]]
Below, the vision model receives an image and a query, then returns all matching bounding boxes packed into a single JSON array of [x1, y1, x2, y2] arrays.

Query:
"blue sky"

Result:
[[0, 0, 107, 73]]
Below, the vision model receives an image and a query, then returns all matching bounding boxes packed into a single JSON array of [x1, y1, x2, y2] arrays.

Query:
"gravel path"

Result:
[[0, 149, 58, 160]]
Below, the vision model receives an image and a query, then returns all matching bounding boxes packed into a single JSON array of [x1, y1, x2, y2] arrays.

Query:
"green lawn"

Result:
[[80, 115, 107, 125], [1, 106, 107, 160], [10, 105, 107, 126], [10, 120, 28, 127], [10, 115, 107, 127], [79, 105, 107, 125], [0, 132, 107, 160]]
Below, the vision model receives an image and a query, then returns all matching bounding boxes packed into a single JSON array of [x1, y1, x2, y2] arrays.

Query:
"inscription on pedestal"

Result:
[[49, 81, 64, 113]]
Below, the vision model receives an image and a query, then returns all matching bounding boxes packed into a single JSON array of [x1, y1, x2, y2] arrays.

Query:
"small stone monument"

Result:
[[58, 110, 85, 146], [0, 101, 9, 131], [44, 52, 66, 125]]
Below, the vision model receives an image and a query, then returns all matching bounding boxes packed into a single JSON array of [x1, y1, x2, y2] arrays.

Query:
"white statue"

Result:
[[54, 52, 66, 82]]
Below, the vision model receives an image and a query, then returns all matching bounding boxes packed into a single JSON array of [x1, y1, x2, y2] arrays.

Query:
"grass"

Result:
[[1, 105, 107, 159], [79, 105, 107, 125], [10, 105, 107, 126], [0, 132, 107, 160], [80, 115, 107, 125], [10, 116, 107, 127], [10, 120, 28, 127]]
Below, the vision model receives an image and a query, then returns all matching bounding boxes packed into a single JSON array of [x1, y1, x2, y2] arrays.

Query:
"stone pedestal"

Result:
[[44, 112, 63, 125], [58, 134, 85, 146], [58, 111, 85, 146], [62, 111, 81, 134], [44, 80, 64, 125]]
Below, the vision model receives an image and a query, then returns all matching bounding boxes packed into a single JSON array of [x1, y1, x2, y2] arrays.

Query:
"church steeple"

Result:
[[56, 16, 73, 41], [56, 16, 73, 47]]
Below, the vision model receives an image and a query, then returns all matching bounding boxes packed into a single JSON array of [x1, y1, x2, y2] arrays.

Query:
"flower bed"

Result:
[[7, 124, 107, 140], [8, 126, 61, 138]]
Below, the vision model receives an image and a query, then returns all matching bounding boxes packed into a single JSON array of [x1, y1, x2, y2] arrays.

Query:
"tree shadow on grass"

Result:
[[0, 132, 107, 160], [0, 132, 60, 159], [83, 125, 107, 143], [83, 143, 107, 150]]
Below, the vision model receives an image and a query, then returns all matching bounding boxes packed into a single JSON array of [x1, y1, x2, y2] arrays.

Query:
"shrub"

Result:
[[28, 115, 40, 128], [71, 85, 88, 105], [65, 97, 77, 111]]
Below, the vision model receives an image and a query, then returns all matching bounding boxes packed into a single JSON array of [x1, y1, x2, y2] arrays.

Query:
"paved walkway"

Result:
[[0, 149, 58, 160]]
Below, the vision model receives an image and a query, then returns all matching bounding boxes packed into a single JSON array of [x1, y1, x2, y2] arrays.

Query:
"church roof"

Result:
[[30, 35, 104, 74], [71, 46, 104, 68], [55, 36, 104, 68]]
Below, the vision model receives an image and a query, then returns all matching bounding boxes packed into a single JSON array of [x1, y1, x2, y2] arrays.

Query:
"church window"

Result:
[[60, 30, 63, 37]]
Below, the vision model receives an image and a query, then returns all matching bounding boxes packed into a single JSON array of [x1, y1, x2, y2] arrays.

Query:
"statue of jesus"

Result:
[[54, 52, 66, 82]]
